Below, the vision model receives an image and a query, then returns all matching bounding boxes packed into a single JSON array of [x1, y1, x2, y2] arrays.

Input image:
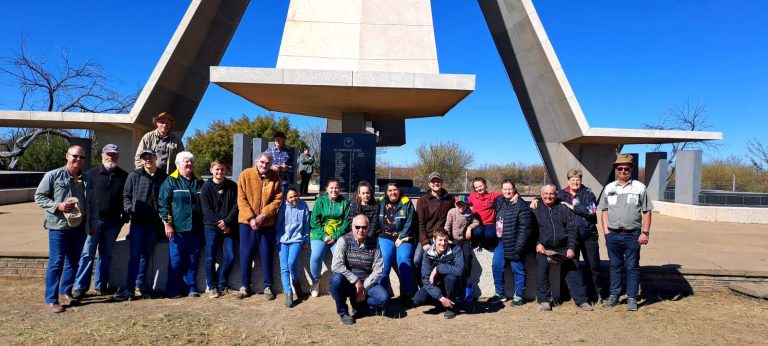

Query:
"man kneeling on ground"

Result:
[[330, 214, 389, 325], [413, 228, 465, 319]]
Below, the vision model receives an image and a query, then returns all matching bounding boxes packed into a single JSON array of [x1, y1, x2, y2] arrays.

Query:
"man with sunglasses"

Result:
[[35, 145, 94, 313], [134, 112, 185, 174], [329, 214, 388, 325], [598, 154, 652, 311]]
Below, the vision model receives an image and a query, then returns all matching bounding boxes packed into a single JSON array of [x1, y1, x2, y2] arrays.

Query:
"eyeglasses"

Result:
[[353, 225, 368, 230], [616, 167, 631, 172], [68, 153, 86, 160]]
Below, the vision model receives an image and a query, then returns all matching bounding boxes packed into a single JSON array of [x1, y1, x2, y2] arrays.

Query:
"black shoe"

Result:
[[340, 314, 356, 325], [112, 291, 136, 302], [71, 289, 85, 300], [444, 309, 457, 319]]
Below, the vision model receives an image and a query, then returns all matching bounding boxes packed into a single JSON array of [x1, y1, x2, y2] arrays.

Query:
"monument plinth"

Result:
[[211, 0, 476, 146]]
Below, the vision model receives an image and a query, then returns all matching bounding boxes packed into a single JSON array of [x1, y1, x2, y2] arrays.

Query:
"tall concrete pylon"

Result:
[[478, 0, 721, 191]]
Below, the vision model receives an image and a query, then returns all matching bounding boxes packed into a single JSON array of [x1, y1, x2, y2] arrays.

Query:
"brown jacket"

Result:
[[237, 168, 282, 226], [416, 189, 455, 246]]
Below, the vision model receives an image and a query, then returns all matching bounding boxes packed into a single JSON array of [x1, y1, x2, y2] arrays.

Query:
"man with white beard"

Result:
[[72, 144, 130, 299]]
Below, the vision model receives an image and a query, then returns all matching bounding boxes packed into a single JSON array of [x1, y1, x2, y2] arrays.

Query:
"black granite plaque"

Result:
[[320, 133, 376, 198]]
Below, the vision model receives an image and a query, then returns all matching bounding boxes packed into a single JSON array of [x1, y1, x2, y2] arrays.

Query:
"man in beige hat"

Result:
[[35, 145, 94, 313], [598, 154, 652, 311], [134, 112, 185, 173]]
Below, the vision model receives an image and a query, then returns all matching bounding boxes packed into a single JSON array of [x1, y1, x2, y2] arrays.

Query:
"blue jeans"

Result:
[[167, 230, 202, 296], [239, 224, 276, 289], [45, 226, 86, 304], [279, 242, 303, 295], [124, 224, 158, 293], [74, 218, 123, 292], [378, 237, 414, 295], [491, 241, 526, 297], [204, 227, 235, 291], [329, 272, 389, 316], [605, 229, 642, 299], [309, 239, 336, 283], [472, 224, 498, 249]]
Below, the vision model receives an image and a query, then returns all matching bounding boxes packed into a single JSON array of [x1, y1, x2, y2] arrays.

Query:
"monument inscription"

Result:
[[319, 133, 376, 197]]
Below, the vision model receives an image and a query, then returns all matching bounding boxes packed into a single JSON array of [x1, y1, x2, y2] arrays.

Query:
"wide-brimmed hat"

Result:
[[152, 112, 176, 126], [612, 154, 634, 167]]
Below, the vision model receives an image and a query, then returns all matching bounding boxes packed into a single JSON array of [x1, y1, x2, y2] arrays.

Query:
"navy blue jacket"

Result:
[[494, 195, 532, 262], [420, 243, 464, 300], [557, 186, 598, 239], [531, 200, 578, 252]]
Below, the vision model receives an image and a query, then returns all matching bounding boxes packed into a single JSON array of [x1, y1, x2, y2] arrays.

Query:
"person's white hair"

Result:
[[541, 184, 557, 193], [175, 151, 195, 167], [258, 151, 273, 163]]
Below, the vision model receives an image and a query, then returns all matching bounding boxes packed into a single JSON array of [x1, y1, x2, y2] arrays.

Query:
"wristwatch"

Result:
[[641, 230, 650, 236]]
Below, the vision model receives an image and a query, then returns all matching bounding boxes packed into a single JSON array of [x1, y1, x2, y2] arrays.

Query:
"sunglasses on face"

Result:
[[616, 167, 631, 172], [68, 154, 86, 160], [353, 225, 368, 230]]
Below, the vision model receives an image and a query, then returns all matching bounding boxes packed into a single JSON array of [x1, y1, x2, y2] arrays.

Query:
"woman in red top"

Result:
[[467, 177, 502, 250]]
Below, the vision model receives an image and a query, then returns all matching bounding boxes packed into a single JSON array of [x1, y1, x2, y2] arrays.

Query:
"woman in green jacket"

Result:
[[309, 178, 350, 297]]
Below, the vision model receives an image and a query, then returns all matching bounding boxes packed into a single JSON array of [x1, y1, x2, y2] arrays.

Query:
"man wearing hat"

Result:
[[415, 172, 455, 280], [267, 131, 294, 194], [134, 112, 185, 174], [72, 144, 130, 300], [598, 154, 653, 311], [35, 145, 94, 313]]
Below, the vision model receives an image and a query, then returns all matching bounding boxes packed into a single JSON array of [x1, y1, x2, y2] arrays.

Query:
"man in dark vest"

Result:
[[329, 214, 389, 325]]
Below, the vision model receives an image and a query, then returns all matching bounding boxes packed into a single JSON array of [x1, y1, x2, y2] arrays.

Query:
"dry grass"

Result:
[[1, 277, 766, 345]]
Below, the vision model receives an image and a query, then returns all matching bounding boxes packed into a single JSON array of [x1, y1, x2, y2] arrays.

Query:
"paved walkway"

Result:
[[3, 202, 768, 274]]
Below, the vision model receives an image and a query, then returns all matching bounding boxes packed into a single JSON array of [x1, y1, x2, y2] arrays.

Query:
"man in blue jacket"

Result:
[[413, 228, 464, 319], [531, 185, 593, 312]]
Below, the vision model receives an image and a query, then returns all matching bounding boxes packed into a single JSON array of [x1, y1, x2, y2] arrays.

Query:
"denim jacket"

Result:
[[34, 166, 93, 230]]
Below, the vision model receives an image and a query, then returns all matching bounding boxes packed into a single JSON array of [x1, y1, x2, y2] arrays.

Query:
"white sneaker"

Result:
[[311, 282, 319, 297]]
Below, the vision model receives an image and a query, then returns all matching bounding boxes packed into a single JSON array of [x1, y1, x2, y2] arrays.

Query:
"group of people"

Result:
[[35, 111, 652, 324]]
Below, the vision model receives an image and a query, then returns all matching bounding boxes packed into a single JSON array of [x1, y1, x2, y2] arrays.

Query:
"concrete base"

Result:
[[653, 201, 768, 224], [107, 239, 565, 300], [0, 188, 35, 206]]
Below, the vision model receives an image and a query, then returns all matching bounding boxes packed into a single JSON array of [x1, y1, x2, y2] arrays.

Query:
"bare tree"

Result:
[[415, 141, 474, 191], [0, 39, 137, 169], [642, 99, 721, 184], [747, 138, 768, 171]]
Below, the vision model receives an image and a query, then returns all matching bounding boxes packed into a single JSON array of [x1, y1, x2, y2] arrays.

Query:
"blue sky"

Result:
[[1, 1, 766, 167]]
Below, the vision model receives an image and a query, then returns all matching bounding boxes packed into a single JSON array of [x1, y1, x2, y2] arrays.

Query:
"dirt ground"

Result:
[[1, 277, 766, 345]]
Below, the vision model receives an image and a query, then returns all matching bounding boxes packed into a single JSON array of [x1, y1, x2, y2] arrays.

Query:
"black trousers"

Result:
[[578, 233, 602, 301], [299, 171, 311, 195], [535, 252, 588, 305], [414, 274, 461, 311]]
